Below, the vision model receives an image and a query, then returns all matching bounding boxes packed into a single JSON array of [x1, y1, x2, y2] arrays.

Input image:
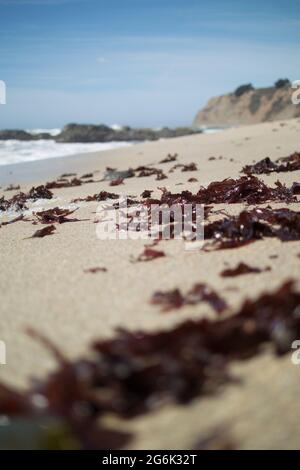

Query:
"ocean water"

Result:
[[0, 137, 132, 166], [0, 126, 222, 167]]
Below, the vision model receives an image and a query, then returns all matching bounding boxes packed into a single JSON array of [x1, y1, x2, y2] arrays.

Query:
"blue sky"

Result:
[[0, 0, 300, 128]]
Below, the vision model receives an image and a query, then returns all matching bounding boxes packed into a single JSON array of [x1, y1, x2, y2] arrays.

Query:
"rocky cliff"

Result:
[[193, 81, 300, 128]]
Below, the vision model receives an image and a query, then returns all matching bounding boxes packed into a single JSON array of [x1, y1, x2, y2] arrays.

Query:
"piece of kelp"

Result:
[[33, 207, 82, 224], [160, 153, 178, 163], [30, 225, 56, 238], [109, 178, 124, 186], [169, 163, 198, 172], [204, 207, 300, 250], [291, 182, 300, 195], [46, 173, 101, 189], [72, 191, 120, 203], [84, 267, 107, 273], [151, 283, 228, 314], [5, 184, 20, 191], [81, 173, 94, 179], [0, 186, 53, 212], [0, 214, 25, 227], [196, 176, 295, 204], [221, 263, 270, 277], [0, 281, 300, 448], [46, 178, 83, 189], [140, 190, 153, 198], [28, 186, 53, 200], [134, 247, 166, 262], [242, 152, 300, 175], [139, 178, 295, 210], [133, 165, 167, 180]]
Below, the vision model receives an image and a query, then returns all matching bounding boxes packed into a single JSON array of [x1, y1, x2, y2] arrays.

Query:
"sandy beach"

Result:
[[1, 118, 300, 449]]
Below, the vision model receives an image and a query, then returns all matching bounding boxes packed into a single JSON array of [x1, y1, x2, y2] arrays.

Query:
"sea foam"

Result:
[[0, 140, 132, 166]]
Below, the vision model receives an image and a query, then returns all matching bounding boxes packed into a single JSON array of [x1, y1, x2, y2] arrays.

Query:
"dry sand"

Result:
[[0, 118, 300, 449]]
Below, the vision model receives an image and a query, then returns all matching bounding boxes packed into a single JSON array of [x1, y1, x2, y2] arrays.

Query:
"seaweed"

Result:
[[28, 186, 53, 200], [135, 247, 166, 262], [133, 165, 167, 180], [0, 186, 53, 212], [46, 178, 82, 189], [242, 152, 300, 175], [291, 182, 300, 195], [0, 214, 25, 227], [205, 207, 300, 250], [72, 191, 119, 203], [30, 225, 56, 238], [188, 177, 198, 182], [109, 178, 124, 186], [221, 263, 270, 277], [34, 207, 82, 224], [160, 153, 178, 163], [84, 267, 107, 273], [140, 190, 153, 198], [4, 184, 20, 192], [197, 176, 295, 204], [151, 283, 228, 314], [170, 163, 197, 172], [0, 282, 300, 447], [135, 177, 295, 209], [0, 194, 28, 212], [80, 173, 93, 179], [61, 173, 77, 178]]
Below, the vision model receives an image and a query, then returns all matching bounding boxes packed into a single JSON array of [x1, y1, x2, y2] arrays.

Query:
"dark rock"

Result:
[[0, 124, 201, 143], [55, 124, 200, 143], [0, 130, 53, 141], [0, 130, 34, 141]]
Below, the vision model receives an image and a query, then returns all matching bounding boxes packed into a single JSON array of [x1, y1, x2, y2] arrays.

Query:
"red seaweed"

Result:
[[170, 163, 198, 172], [151, 283, 228, 314], [0, 214, 25, 227], [160, 153, 177, 163], [34, 207, 81, 224], [0, 186, 53, 212], [0, 282, 300, 447], [135, 247, 166, 262], [30, 225, 56, 238], [205, 207, 300, 250], [243, 152, 300, 175], [28, 185, 53, 200], [221, 263, 270, 277], [196, 176, 295, 204], [72, 191, 119, 203], [84, 267, 107, 273], [140, 190, 153, 198], [4, 184, 20, 192], [109, 178, 124, 186]]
